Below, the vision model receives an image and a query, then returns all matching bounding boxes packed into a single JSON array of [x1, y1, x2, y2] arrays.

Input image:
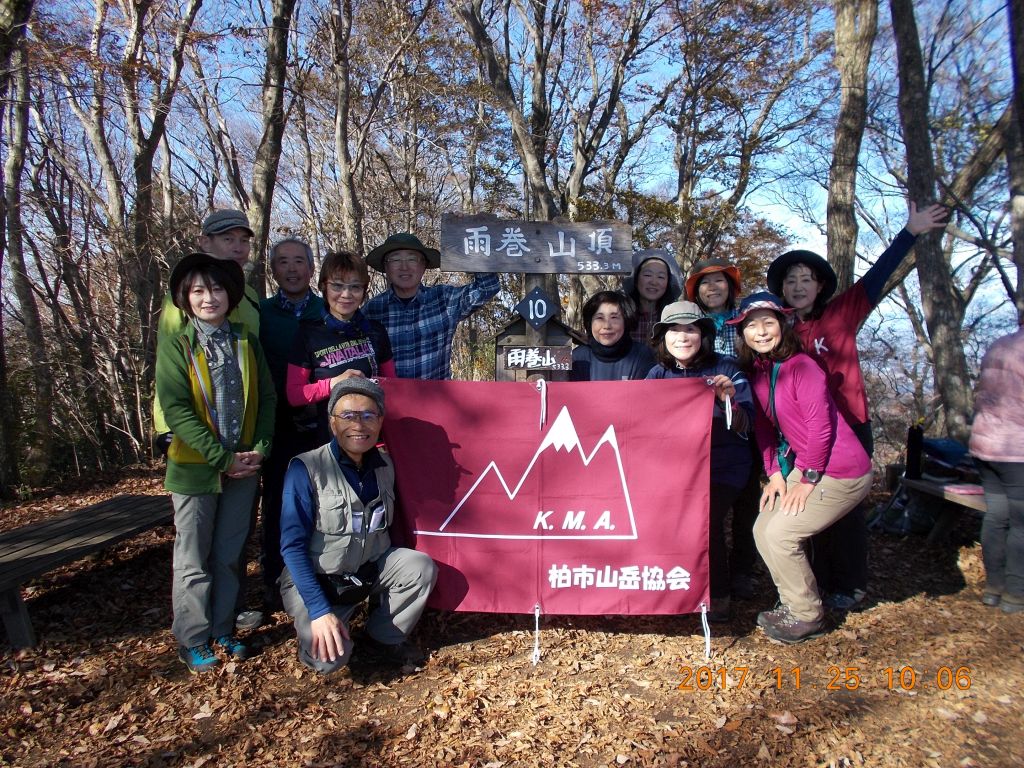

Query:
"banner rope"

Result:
[[724, 394, 732, 431], [535, 378, 548, 429], [532, 603, 542, 665], [700, 603, 711, 660]]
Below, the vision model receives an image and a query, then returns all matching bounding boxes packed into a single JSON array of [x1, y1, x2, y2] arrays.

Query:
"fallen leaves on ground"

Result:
[[1, 472, 1023, 767]]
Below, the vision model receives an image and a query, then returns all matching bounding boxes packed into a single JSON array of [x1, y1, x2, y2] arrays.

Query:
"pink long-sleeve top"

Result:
[[749, 353, 871, 480]]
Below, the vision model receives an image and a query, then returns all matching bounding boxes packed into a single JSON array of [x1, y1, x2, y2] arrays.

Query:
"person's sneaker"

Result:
[[707, 597, 732, 624], [823, 589, 866, 612], [178, 643, 219, 673], [361, 637, 426, 667], [757, 604, 791, 629], [761, 610, 828, 644], [981, 592, 1002, 607], [214, 635, 251, 660], [235, 610, 264, 631]]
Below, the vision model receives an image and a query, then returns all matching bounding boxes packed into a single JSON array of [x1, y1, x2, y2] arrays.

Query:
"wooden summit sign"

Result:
[[440, 213, 631, 274]]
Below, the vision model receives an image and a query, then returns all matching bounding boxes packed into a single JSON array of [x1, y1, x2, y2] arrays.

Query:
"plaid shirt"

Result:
[[363, 274, 500, 380], [710, 308, 740, 357]]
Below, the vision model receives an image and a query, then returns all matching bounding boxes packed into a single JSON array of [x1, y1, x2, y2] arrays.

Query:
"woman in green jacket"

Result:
[[155, 253, 276, 672]]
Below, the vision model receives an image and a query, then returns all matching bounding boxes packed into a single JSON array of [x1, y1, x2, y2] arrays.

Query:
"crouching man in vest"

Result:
[[279, 378, 437, 673]]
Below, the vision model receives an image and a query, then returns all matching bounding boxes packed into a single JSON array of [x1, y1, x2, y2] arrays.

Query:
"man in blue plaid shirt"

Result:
[[364, 233, 500, 380]]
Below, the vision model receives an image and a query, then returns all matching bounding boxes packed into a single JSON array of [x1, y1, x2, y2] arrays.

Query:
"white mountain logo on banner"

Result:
[[415, 406, 639, 540]]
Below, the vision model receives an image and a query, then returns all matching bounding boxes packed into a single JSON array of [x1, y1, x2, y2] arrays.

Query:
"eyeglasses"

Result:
[[385, 256, 423, 266], [331, 410, 381, 423], [326, 281, 365, 295]]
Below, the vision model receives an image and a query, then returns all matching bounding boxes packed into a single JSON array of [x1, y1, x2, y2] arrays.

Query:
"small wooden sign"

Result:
[[503, 345, 572, 371], [441, 213, 631, 274]]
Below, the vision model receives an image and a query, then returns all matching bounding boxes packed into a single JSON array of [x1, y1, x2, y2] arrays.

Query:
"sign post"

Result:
[[441, 213, 632, 377]]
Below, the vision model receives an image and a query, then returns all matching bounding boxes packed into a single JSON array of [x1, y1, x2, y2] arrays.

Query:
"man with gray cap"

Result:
[[279, 378, 437, 673]]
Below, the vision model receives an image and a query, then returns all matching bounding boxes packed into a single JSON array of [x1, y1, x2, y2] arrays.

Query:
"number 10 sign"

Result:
[[515, 287, 558, 330]]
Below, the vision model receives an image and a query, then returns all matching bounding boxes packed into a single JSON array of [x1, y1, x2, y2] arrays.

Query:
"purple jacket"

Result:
[[750, 354, 871, 480], [969, 326, 1024, 463]]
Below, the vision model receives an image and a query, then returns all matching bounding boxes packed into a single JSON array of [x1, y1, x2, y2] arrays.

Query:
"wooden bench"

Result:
[[900, 477, 987, 543], [0, 494, 172, 648]]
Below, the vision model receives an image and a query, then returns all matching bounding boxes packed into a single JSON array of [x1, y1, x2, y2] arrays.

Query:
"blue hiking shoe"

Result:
[[823, 589, 866, 612], [178, 643, 219, 673], [215, 634, 251, 660]]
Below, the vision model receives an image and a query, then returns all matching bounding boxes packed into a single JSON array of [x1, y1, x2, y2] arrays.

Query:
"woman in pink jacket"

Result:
[[730, 292, 872, 643], [969, 319, 1024, 614]]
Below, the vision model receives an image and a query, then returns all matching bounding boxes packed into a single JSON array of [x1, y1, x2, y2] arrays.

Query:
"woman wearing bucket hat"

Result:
[[156, 253, 276, 672], [287, 250, 396, 444], [728, 292, 872, 643], [765, 201, 947, 611], [570, 291, 655, 381], [646, 301, 754, 622], [623, 250, 683, 344]]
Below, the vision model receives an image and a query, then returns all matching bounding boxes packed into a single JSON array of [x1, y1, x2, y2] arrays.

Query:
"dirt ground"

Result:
[[2, 469, 1022, 768]]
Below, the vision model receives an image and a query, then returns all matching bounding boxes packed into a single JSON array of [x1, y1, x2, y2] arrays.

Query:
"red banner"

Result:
[[381, 379, 713, 615]]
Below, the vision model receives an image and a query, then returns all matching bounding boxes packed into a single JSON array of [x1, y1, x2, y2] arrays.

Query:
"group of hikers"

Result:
[[154, 200, 1022, 677]]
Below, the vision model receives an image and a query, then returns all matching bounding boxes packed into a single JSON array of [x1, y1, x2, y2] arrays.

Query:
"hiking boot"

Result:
[[361, 637, 426, 667], [981, 592, 1002, 607], [761, 610, 828, 644], [757, 604, 791, 629], [823, 589, 866, 612], [215, 634, 251, 660], [178, 643, 219, 673], [235, 610, 264, 631], [707, 597, 732, 624]]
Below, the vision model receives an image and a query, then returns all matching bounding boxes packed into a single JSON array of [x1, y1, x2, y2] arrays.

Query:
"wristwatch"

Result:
[[801, 468, 822, 485]]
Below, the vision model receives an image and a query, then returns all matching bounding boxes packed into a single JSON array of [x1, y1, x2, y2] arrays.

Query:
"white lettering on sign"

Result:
[[497, 226, 531, 257], [463, 226, 491, 257], [588, 228, 613, 255], [548, 231, 576, 259], [546, 563, 692, 591]]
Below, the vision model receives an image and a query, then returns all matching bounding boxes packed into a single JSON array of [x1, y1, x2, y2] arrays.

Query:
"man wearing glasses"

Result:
[[364, 232, 500, 380], [279, 379, 437, 673]]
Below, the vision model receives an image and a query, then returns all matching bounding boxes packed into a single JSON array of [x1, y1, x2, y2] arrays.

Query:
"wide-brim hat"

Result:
[[685, 257, 742, 301], [365, 232, 441, 272], [766, 250, 837, 303], [201, 208, 254, 237], [169, 252, 245, 313], [327, 377, 386, 416], [651, 300, 716, 338], [725, 291, 794, 326]]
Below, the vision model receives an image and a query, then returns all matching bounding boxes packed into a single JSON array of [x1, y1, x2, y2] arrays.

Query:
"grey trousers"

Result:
[[281, 547, 437, 675], [754, 470, 872, 622], [171, 475, 259, 648]]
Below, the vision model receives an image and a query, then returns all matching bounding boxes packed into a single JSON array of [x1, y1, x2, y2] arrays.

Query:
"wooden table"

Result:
[[900, 477, 986, 543]]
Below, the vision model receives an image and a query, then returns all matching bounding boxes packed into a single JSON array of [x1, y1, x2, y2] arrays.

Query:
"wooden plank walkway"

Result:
[[0, 494, 172, 648]]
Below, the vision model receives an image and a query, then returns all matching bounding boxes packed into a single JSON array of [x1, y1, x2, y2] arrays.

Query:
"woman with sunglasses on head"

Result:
[[286, 251, 397, 443], [646, 301, 753, 622], [729, 292, 872, 644]]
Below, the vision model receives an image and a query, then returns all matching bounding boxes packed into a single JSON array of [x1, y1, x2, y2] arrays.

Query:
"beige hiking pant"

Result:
[[754, 470, 873, 622]]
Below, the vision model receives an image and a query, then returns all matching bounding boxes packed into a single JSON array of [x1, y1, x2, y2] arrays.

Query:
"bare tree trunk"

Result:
[[249, 0, 298, 293], [7, 44, 54, 482], [828, 0, 877, 290], [889, 0, 973, 442], [1007, 0, 1024, 321], [0, 15, 33, 495]]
